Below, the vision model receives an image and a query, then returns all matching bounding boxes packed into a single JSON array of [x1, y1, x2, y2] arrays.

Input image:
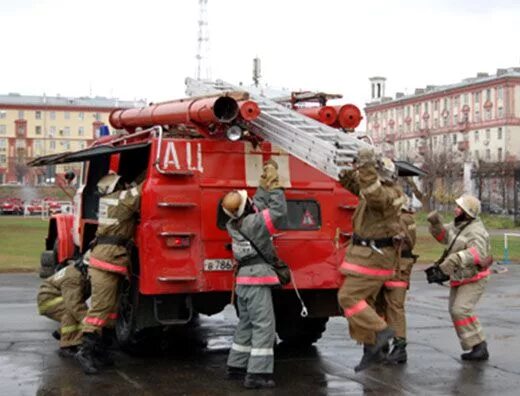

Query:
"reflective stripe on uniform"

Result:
[[434, 228, 446, 242], [384, 280, 408, 288], [236, 276, 279, 285], [119, 190, 127, 199], [130, 187, 139, 197], [38, 296, 64, 314], [100, 198, 119, 206], [261, 209, 276, 236], [450, 268, 490, 287], [468, 246, 481, 265], [83, 316, 106, 327], [89, 256, 129, 275], [108, 313, 118, 320], [344, 300, 368, 317], [98, 217, 119, 225], [340, 262, 394, 277], [454, 316, 477, 327], [360, 179, 381, 195], [61, 324, 82, 335], [251, 348, 274, 356], [231, 343, 252, 353]]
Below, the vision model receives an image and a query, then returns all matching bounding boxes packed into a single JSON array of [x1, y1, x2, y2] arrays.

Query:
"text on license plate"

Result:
[[204, 259, 234, 271]]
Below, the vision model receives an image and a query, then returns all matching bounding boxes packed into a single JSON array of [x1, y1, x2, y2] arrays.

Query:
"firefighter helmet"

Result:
[[97, 172, 121, 195], [455, 194, 481, 218], [222, 190, 248, 219], [377, 157, 397, 182]]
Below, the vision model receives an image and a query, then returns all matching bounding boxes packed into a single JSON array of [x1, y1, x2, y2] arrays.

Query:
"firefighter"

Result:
[[223, 159, 287, 389], [374, 198, 418, 364], [37, 254, 90, 357], [75, 172, 142, 374], [426, 194, 491, 361], [337, 148, 405, 372]]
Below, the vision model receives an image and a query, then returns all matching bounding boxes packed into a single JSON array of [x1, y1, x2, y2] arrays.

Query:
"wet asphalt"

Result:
[[1, 265, 520, 396]]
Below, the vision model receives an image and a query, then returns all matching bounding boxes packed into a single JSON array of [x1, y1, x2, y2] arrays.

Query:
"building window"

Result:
[[0, 110, 5, 119], [443, 134, 448, 145], [35, 126, 42, 135], [49, 126, 56, 137], [415, 121, 420, 131], [78, 126, 84, 136], [63, 127, 70, 136], [485, 109, 491, 120], [0, 154, 6, 164], [35, 111, 42, 120], [94, 113, 101, 121], [453, 113, 458, 124], [498, 127, 503, 139], [424, 102, 429, 113], [486, 89, 491, 101], [50, 141, 56, 150], [454, 95, 460, 108], [0, 125, 5, 135], [474, 130, 479, 142], [50, 111, 56, 120], [0, 139, 6, 148], [79, 112, 84, 120], [498, 107, 504, 118], [498, 148, 503, 162], [406, 106, 410, 117], [434, 100, 439, 111], [474, 150, 479, 159], [433, 136, 438, 147], [434, 118, 439, 129], [443, 98, 448, 109], [79, 141, 86, 149], [463, 94, 468, 105], [485, 129, 490, 140], [474, 111, 480, 123], [498, 86, 503, 100], [64, 112, 70, 120], [485, 149, 490, 161], [34, 140, 43, 153], [452, 134, 457, 144], [474, 92, 480, 104], [18, 110, 25, 119], [407, 140, 410, 150]]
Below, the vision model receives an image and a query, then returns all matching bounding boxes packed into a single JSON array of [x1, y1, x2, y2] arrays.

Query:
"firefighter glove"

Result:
[[356, 148, 376, 166], [260, 159, 280, 190], [427, 210, 443, 225], [425, 265, 450, 284]]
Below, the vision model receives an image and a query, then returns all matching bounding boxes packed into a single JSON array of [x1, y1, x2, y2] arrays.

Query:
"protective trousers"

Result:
[[227, 285, 275, 374], [449, 278, 487, 350], [375, 264, 412, 339], [338, 275, 388, 344], [82, 267, 120, 334]]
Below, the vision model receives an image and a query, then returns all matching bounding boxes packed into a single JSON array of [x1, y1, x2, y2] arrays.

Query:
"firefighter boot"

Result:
[[355, 344, 376, 372], [461, 341, 489, 361], [93, 333, 115, 367], [386, 338, 407, 364], [243, 373, 276, 389], [355, 328, 395, 372], [226, 366, 246, 380], [75, 333, 99, 375], [58, 346, 78, 358]]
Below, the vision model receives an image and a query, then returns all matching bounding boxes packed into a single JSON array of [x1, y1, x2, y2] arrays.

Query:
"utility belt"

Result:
[[352, 234, 394, 249], [95, 235, 130, 247], [238, 256, 265, 267]]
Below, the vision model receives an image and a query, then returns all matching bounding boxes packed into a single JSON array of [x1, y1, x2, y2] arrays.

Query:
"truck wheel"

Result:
[[276, 317, 329, 346], [39, 251, 56, 278]]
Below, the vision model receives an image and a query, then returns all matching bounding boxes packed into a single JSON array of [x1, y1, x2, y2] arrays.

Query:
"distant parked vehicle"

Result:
[[0, 199, 23, 215]]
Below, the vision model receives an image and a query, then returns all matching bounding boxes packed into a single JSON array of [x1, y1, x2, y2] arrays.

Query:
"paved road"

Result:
[[1, 266, 520, 395]]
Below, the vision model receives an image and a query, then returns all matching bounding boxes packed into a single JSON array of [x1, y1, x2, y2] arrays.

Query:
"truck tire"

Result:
[[39, 251, 56, 278], [276, 316, 328, 346]]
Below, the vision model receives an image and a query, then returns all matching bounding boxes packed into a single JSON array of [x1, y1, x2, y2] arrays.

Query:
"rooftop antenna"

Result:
[[253, 57, 261, 87], [196, 0, 211, 80]]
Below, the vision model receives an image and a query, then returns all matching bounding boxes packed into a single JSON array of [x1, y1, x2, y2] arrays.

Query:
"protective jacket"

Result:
[[38, 264, 89, 318], [90, 184, 142, 276], [430, 217, 491, 286], [338, 161, 406, 279], [226, 187, 287, 286]]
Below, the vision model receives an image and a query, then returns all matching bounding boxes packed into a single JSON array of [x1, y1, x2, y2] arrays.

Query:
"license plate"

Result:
[[203, 259, 234, 271]]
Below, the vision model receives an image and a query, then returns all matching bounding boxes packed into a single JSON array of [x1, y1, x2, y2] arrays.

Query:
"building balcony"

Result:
[[457, 141, 469, 152]]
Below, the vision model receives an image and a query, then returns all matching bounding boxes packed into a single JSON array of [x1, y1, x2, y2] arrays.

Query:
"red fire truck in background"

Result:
[[29, 89, 420, 348]]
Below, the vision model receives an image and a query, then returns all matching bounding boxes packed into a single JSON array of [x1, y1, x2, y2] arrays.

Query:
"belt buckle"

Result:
[[361, 240, 367, 247]]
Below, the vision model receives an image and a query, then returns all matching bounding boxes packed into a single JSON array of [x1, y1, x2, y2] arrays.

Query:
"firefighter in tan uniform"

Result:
[[37, 256, 90, 357], [76, 172, 142, 374], [374, 200, 417, 364], [337, 148, 405, 372], [426, 195, 491, 361]]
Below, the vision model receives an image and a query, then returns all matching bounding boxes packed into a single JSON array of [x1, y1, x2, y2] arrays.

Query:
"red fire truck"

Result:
[[29, 91, 420, 347]]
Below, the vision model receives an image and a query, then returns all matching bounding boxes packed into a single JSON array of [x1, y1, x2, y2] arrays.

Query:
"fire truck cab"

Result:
[[31, 124, 356, 347]]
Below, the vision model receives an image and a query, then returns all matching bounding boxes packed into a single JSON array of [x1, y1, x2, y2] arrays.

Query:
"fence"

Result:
[[503, 233, 520, 264]]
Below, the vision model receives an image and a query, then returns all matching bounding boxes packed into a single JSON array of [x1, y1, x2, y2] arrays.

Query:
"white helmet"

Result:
[[97, 172, 121, 195], [455, 194, 481, 218], [377, 157, 397, 182]]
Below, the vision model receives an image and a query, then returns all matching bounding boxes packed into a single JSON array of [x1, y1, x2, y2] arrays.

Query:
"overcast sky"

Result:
[[0, 0, 519, 111]]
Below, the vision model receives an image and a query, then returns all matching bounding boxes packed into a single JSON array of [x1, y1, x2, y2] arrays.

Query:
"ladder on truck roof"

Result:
[[185, 77, 371, 180]]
